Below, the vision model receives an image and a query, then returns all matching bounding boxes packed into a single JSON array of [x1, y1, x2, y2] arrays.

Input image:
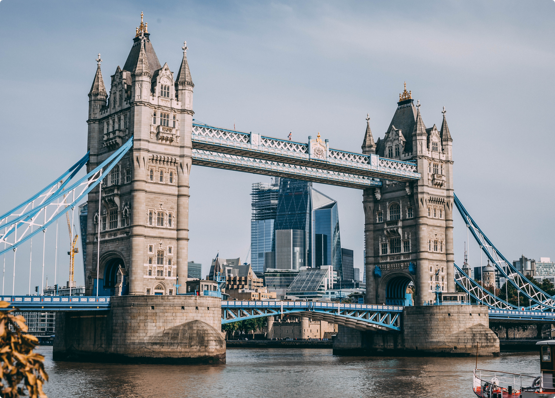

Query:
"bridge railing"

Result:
[[0, 295, 111, 310]]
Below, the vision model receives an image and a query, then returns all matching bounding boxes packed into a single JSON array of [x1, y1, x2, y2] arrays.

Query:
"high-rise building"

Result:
[[354, 267, 360, 282], [188, 261, 202, 280], [250, 179, 280, 273], [340, 248, 354, 282]]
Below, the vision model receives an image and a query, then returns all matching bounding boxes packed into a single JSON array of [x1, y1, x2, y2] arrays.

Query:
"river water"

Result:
[[37, 347, 538, 398]]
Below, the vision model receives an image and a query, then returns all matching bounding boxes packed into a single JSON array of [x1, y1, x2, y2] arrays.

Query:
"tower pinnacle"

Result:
[[135, 11, 148, 37], [361, 113, 376, 154]]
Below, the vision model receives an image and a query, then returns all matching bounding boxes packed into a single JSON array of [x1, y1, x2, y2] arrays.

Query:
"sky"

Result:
[[0, 0, 554, 292]]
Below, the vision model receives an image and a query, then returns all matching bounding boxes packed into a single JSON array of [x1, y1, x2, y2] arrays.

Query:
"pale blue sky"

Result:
[[1, 0, 554, 291]]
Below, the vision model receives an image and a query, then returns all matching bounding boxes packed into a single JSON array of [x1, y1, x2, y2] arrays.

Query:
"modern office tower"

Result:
[[275, 229, 305, 270], [340, 248, 354, 282], [354, 268, 360, 282], [188, 261, 202, 280], [250, 179, 280, 273], [274, 179, 313, 269], [313, 189, 342, 275]]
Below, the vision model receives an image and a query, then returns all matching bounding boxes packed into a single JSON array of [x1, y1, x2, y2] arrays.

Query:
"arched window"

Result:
[[389, 203, 400, 221], [434, 241, 438, 252], [153, 112, 157, 124], [154, 284, 165, 295], [377, 211, 383, 223], [169, 171, 173, 184], [159, 170, 164, 182], [157, 251, 164, 265], [429, 266, 433, 273], [148, 211, 153, 226], [149, 169, 154, 181], [394, 145, 400, 157], [388, 146, 393, 157]]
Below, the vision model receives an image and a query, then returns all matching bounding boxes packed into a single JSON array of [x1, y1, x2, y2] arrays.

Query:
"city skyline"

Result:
[[1, 0, 554, 291]]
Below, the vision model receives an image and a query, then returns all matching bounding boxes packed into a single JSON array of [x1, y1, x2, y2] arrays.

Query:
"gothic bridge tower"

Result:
[[85, 13, 193, 296], [362, 84, 454, 306]]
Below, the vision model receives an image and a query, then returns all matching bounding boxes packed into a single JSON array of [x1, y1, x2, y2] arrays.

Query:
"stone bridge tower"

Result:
[[362, 85, 454, 306], [85, 14, 193, 296]]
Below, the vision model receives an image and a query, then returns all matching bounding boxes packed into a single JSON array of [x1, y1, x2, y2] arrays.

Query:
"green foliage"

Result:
[[222, 317, 267, 338], [0, 301, 48, 398]]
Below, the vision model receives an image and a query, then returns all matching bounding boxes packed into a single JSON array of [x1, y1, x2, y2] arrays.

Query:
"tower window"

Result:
[[440, 241, 443, 252], [124, 168, 131, 183], [153, 112, 157, 124], [439, 209, 443, 219], [168, 270, 172, 277], [428, 240, 431, 251], [427, 208, 431, 217], [148, 245, 154, 253], [168, 259, 172, 266], [390, 238, 401, 254], [149, 169, 154, 181], [148, 258, 152, 265], [434, 240, 438, 252], [394, 145, 400, 157], [433, 163, 439, 174], [157, 269, 163, 276], [148, 211, 153, 226], [381, 243, 388, 255], [168, 213, 172, 227], [407, 207, 413, 218], [161, 113, 170, 127], [168, 246, 172, 254], [388, 146, 393, 158], [109, 209, 118, 229], [173, 115, 176, 128], [169, 171, 173, 184], [433, 208, 437, 218], [157, 251, 164, 265], [148, 269, 152, 276], [432, 142, 439, 152], [389, 203, 400, 221], [161, 85, 170, 98], [377, 211, 383, 223], [157, 212, 164, 227], [159, 170, 164, 182], [110, 167, 119, 186], [101, 209, 107, 231], [403, 240, 410, 253]]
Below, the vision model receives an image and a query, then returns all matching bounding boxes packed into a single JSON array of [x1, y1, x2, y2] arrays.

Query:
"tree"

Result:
[[0, 301, 48, 397]]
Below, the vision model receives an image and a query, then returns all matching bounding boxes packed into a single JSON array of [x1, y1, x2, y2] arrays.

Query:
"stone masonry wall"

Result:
[[54, 295, 225, 364]]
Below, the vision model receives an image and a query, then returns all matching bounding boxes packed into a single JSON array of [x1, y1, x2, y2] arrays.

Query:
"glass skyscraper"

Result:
[[250, 179, 280, 273]]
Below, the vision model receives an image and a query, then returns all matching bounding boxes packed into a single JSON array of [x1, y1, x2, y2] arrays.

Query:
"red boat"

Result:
[[473, 341, 555, 397]]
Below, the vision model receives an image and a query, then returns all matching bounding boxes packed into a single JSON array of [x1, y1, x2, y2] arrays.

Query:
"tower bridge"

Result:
[[1, 14, 553, 362]]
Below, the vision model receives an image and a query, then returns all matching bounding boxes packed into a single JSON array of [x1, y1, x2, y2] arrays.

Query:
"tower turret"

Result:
[[361, 114, 376, 155], [88, 54, 107, 119], [175, 41, 194, 111]]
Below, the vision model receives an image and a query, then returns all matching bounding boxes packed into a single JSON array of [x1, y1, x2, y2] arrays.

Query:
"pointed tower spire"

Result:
[[413, 100, 427, 137], [133, 35, 151, 77], [361, 113, 376, 154], [176, 41, 194, 87], [440, 106, 453, 142], [88, 54, 107, 98]]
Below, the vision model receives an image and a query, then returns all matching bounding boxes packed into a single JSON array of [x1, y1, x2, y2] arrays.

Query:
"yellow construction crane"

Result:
[[65, 211, 78, 288]]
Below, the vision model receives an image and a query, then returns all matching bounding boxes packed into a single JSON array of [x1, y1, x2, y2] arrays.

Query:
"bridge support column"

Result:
[[301, 317, 309, 340], [333, 305, 499, 356], [53, 295, 225, 364]]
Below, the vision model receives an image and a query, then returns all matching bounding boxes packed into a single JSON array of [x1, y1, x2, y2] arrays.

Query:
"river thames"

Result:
[[37, 347, 537, 398]]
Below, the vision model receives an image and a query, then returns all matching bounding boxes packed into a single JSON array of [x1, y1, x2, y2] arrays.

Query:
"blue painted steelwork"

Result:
[[489, 309, 555, 322], [454, 263, 516, 310], [0, 296, 110, 311], [454, 194, 555, 310], [0, 138, 133, 256], [221, 300, 402, 331]]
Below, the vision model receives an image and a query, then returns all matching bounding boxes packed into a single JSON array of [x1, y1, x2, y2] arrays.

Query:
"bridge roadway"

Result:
[[191, 123, 420, 189], [3, 296, 555, 331]]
